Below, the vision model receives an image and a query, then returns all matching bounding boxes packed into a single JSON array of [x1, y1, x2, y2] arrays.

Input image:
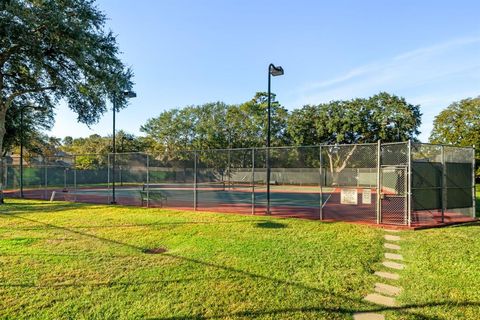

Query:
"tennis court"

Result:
[[2, 142, 476, 228]]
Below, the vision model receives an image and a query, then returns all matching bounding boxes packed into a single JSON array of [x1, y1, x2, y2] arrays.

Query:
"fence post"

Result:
[[473, 145, 476, 218], [0, 158, 4, 203], [441, 145, 446, 223], [252, 148, 255, 215], [44, 158, 48, 200], [407, 140, 412, 226], [73, 155, 77, 202], [146, 154, 150, 208], [376, 140, 381, 224], [193, 151, 197, 211], [107, 153, 110, 203], [319, 145, 323, 220]]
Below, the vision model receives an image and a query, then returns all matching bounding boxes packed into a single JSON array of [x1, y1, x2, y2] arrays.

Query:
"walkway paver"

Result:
[[353, 312, 385, 320], [384, 234, 401, 241], [374, 271, 400, 280], [374, 282, 402, 296], [384, 229, 400, 233], [383, 260, 405, 270], [384, 243, 401, 250], [385, 252, 403, 261], [364, 293, 396, 307]]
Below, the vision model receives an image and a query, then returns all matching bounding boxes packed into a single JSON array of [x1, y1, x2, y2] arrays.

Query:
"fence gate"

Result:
[[380, 143, 409, 225]]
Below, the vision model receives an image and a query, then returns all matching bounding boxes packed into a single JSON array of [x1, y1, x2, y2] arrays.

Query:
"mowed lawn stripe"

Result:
[[0, 199, 384, 320]]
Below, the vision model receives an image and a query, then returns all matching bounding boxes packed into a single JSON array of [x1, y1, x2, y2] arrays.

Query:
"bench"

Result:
[[139, 190, 167, 207]]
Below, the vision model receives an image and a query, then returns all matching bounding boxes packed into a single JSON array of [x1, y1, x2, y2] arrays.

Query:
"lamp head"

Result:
[[269, 64, 284, 76], [123, 90, 137, 98]]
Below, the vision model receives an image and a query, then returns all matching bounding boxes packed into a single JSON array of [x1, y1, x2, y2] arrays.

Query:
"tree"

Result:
[[287, 92, 422, 184], [430, 97, 480, 177], [2, 102, 54, 156], [0, 0, 134, 156], [141, 92, 289, 160], [288, 92, 421, 145]]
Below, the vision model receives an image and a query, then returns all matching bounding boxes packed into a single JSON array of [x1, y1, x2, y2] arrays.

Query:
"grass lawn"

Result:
[[392, 223, 480, 319], [1, 199, 479, 319], [0, 199, 384, 320]]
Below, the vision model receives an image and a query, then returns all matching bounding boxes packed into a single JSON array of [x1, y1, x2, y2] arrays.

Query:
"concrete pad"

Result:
[[384, 235, 401, 241], [385, 252, 403, 261], [374, 271, 400, 280], [353, 312, 385, 320], [383, 260, 405, 270], [384, 229, 400, 233], [374, 282, 402, 296], [364, 293, 396, 307], [384, 243, 401, 250]]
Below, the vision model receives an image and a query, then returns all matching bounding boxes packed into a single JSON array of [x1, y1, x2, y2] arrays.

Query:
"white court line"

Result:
[[321, 193, 332, 208]]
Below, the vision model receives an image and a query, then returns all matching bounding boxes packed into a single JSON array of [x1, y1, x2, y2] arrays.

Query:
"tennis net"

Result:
[[142, 181, 226, 191]]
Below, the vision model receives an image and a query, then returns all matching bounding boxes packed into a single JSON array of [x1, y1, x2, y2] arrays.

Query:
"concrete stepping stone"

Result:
[[384, 234, 401, 241], [353, 312, 385, 320], [364, 293, 396, 307], [384, 229, 400, 233], [374, 271, 400, 280], [374, 282, 402, 296], [385, 252, 403, 261], [383, 260, 405, 270], [384, 243, 401, 250]]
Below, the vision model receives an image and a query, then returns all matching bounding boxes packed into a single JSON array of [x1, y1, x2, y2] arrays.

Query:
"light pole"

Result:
[[111, 90, 136, 204], [266, 63, 284, 214], [20, 106, 24, 198]]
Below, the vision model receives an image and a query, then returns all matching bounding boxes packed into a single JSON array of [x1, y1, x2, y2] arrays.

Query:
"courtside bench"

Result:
[[139, 190, 167, 207]]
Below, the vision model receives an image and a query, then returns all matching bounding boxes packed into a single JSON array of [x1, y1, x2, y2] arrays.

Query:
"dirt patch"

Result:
[[143, 247, 167, 254]]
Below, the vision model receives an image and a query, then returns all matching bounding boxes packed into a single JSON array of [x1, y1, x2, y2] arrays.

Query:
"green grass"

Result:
[[0, 199, 384, 320], [1, 199, 480, 319], [390, 224, 480, 319]]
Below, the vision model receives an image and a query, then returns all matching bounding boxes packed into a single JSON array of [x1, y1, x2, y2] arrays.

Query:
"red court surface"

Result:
[[4, 186, 477, 230]]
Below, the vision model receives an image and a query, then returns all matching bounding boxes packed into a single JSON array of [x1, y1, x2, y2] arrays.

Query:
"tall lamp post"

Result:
[[111, 90, 136, 204], [20, 107, 24, 198], [19, 104, 37, 198], [266, 63, 284, 214]]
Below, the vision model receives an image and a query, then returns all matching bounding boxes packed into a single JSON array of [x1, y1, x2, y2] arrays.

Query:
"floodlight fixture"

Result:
[[269, 64, 284, 77]]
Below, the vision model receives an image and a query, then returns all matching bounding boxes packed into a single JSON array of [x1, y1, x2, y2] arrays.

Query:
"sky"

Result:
[[50, 0, 480, 142]]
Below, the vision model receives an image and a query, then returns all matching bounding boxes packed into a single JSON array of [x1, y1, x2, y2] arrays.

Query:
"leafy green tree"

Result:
[[2, 103, 54, 156], [141, 92, 289, 160], [0, 0, 134, 156], [430, 97, 480, 177], [288, 92, 421, 145], [287, 92, 421, 184]]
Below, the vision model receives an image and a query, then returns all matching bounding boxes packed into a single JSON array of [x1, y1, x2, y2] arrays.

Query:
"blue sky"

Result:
[[51, 0, 480, 142]]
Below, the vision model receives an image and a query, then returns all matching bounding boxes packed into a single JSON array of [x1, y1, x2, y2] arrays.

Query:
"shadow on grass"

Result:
[[2, 210, 478, 320], [255, 221, 287, 229], [147, 301, 480, 320]]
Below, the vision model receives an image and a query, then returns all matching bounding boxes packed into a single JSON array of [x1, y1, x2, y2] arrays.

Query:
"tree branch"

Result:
[[0, 44, 20, 67], [4, 86, 56, 110]]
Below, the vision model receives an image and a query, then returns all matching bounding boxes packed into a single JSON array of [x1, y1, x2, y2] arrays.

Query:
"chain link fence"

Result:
[[2, 142, 476, 226]]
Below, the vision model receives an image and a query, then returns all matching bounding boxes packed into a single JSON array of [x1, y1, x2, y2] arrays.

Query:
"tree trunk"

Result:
[[0, 105, 6, 156], [0, 105, 6, 203]]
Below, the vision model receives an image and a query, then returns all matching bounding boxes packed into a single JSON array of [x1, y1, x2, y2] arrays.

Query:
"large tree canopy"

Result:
[[0, 0, 134, 155], [140, 92, 289, 160], [2, 101, 54, 155], [287, 92, 422, 145], [430, 97, 479, 177]]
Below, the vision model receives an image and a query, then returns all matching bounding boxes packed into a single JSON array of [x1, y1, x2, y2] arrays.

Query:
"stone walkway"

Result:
[[353, 229, 405, 320]]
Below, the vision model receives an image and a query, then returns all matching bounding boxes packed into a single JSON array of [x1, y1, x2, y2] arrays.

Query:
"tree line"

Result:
[[5, 91, 422, 159]]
